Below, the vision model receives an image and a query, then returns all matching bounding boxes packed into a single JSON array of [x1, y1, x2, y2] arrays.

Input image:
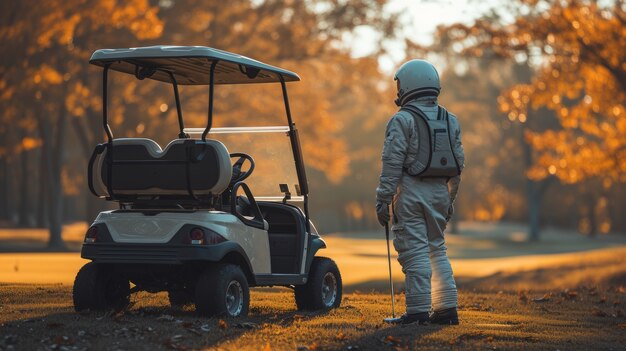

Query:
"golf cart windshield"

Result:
[[185, 126, 303, 202]]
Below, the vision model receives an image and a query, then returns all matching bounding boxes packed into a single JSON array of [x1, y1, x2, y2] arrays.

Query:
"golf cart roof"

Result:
[[89, 46, 300, 85]]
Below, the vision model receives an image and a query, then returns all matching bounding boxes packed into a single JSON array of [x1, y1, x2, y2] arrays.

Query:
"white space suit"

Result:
[[376, 60, 465, 322]]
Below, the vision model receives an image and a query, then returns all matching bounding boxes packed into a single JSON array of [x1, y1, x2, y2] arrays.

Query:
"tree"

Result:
[[0, 0, 164, 248], [427, 0, 626, 238], [0, 0, 401, 239]]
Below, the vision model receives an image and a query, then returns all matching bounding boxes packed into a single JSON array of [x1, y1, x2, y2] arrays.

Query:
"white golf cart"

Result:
[[72, 46, 342, 317]]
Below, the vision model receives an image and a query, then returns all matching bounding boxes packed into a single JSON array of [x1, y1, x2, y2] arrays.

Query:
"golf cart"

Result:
[[72, 46, 342, 317]]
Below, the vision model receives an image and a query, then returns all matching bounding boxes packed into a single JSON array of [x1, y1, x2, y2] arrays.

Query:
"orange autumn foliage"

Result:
[[437, 0, 626, 184]]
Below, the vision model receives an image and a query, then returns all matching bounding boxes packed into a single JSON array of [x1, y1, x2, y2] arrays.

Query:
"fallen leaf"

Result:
[[561, 289, 578, 300], [518, 293, 528, 303], [486, 336, 494, 342], [532, 293, 551, 303], [112, 310, 125, 321], [335, 332, 346, 341], [592, 308, 608, 317], [52, 335, 74, 346], [218, 319, 228, 330], [618, 324, 626, 330], [262, 342, 271, 351], [163, 335, 187, 351], [186, 328, 202, 336], [383, 335, 401, 346]]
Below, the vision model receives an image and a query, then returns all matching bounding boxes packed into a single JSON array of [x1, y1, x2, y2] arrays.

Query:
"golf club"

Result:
[[383, 222, 397, 323]]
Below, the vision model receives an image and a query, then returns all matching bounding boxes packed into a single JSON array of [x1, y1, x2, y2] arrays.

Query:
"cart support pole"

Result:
[[202, 60, 218, 141], [167, 72, 185, 139], [102, 64, 113, 142], [279, 75, 310, 233]]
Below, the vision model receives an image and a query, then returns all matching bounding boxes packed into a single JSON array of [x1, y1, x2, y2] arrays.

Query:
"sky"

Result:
[[347, 0, 490, 73]]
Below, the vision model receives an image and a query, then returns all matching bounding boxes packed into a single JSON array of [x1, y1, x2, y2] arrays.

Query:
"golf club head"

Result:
[[383, 316, 402, 324]]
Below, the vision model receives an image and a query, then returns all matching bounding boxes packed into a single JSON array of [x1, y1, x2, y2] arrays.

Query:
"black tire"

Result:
[[295, 257, 342, 311], [168, 289, 194, 308], [194, 264, 249, 317], [73, 262, 130, 312]]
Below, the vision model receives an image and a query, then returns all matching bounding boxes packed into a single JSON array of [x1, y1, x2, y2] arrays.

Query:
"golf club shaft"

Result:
[[385, 222, 395, 318]]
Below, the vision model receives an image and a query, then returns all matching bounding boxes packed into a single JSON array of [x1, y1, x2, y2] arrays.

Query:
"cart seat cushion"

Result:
[[89, 138, 232, 197]]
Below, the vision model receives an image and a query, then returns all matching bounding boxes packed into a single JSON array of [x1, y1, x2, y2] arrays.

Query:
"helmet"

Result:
[[393, 59, 441, 106]]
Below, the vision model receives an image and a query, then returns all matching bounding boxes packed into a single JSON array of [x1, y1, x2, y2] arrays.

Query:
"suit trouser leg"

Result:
[[393, 193, 431, 314], [425, 183, 458, 311], [392, 178, 458, 314]]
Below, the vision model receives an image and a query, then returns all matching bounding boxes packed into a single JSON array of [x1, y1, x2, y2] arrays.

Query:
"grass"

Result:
[[0, 284, 625, 350], [1, 222, 626, 349]]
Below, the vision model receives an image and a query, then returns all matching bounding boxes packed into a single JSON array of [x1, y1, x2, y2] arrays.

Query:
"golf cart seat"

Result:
[[88, 138, 232, 199]]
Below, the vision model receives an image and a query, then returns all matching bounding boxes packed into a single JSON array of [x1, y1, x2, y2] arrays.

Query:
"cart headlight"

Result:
[[187, 227, 226, 245]]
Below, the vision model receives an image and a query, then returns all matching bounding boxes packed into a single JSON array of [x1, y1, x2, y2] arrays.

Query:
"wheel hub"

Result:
[[225, 280, 243, 316], [321, 272, 337, 307]]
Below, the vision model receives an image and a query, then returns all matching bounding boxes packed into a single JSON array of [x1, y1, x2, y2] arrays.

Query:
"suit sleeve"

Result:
[[376, 115, 411, 204], [448, 115, 465, 204]]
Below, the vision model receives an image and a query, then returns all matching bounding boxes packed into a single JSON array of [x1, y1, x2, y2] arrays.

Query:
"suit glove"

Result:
[[376, 201, 390, 227]]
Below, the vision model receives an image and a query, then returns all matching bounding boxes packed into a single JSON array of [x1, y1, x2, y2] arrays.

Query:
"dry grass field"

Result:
[[1, 222, 625, 350], [1, 284, 625, 350]]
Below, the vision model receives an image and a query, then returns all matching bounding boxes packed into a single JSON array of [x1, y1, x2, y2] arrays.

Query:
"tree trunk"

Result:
[[17, 139, 30, 227], [71, 114, 101, 223], [37, 100, 68, 250], [527, 181, 541, 241], [0, 150, 8, 221], [36, 147, 48, 227], [587, 194, 598, 237], [48, 107, 67, 249], [521, 120, 541, 241]]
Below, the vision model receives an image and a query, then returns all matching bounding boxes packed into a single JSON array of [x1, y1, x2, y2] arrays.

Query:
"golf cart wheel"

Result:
[[168, 289, 194, 308], [195, 264, 249, 317], [295, 257, 342, 311], [73, 262, 130, 312]]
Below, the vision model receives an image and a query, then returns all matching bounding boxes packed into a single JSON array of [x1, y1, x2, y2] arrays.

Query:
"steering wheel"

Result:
[[229, 152, 255, 185]]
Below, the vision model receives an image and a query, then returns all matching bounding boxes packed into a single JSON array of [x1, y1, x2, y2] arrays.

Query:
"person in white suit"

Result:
[[376, 59, 465, 325]]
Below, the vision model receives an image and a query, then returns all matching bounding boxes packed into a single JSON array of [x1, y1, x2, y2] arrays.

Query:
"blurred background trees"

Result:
[[0, 0, 624, 246]]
